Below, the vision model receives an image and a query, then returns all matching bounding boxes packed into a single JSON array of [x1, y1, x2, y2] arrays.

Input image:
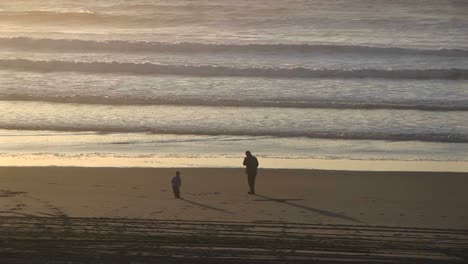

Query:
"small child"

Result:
[[171, 171, 182, 199]]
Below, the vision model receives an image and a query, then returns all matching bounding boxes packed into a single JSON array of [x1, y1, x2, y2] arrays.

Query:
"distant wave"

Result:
[[0, 59, 466, 80], [0, 10, 198, 27], [0, 10, 111, 23], [0, 124, 465, 143], [1, 94, 467, 111], [1, 37, 467, 57]]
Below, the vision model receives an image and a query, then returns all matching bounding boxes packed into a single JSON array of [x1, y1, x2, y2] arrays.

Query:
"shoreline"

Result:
[[2, 165, 468, 175], [2, 164, 468, 174], [1, 156, 468, 172], [2, 129, 467, 172]]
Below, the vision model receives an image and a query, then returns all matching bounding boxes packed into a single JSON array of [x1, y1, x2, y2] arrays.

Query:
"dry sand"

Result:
[[0, 166, 467, 263]]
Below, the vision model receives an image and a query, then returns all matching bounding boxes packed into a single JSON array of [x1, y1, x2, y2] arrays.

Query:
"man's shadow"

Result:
[[254, 194, 360, 223], [181, 198, 234, 215]]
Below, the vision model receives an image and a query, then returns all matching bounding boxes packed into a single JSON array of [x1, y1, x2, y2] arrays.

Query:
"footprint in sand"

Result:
[[27, 195, 69, 218], [10, 203, 27, 211], [0, 190, 27, 198]]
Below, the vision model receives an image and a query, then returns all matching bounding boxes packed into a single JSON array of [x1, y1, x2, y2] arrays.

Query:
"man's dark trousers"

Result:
[[247, 170, 257, 194]]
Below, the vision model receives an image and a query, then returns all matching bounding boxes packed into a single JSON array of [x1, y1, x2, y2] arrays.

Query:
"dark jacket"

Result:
[[243, 155, 259, 172]]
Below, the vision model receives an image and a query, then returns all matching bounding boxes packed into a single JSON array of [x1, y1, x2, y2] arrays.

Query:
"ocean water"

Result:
[[0, 0, 467, 169]]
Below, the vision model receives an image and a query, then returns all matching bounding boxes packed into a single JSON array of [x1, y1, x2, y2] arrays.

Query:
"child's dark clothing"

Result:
[[171, 175, 182, 198]]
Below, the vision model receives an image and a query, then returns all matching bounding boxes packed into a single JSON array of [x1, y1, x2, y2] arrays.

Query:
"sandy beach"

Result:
[[1, 166, 467, 263]]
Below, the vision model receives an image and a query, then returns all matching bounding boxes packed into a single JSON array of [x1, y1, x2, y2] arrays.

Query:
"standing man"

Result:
[[243, 151, 259, 194]]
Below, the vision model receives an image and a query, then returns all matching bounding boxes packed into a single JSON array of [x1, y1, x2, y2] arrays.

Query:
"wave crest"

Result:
[[1, 94, 467, 111], [0, 123, 465, 143], [0, 10, 199, 27], [0, 59, 466, 80], [1, 37, 467, 57], [0, 10, 106, 23]]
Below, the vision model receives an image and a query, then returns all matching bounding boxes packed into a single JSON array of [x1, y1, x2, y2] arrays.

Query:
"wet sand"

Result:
[[0, 167, 467, 263]]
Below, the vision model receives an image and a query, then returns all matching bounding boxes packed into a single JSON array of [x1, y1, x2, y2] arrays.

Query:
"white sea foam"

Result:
[[0, 101, 467, 143]]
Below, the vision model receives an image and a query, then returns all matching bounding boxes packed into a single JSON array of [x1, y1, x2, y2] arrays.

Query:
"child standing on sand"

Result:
[[171, 171, 182, 199]]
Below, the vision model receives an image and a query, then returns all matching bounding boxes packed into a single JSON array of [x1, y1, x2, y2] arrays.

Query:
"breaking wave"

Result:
[[0, 10, 112, 23], [0, 123, 465, 143], [0, 59, 466, 80], [0, 10, 202, 27], [0, 94, 466, 111], [1, 37, 467, 57]]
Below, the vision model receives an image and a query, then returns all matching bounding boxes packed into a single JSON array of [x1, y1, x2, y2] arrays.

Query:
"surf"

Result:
[[1, 37, 467, 57], [1, 59, 466, 80]]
